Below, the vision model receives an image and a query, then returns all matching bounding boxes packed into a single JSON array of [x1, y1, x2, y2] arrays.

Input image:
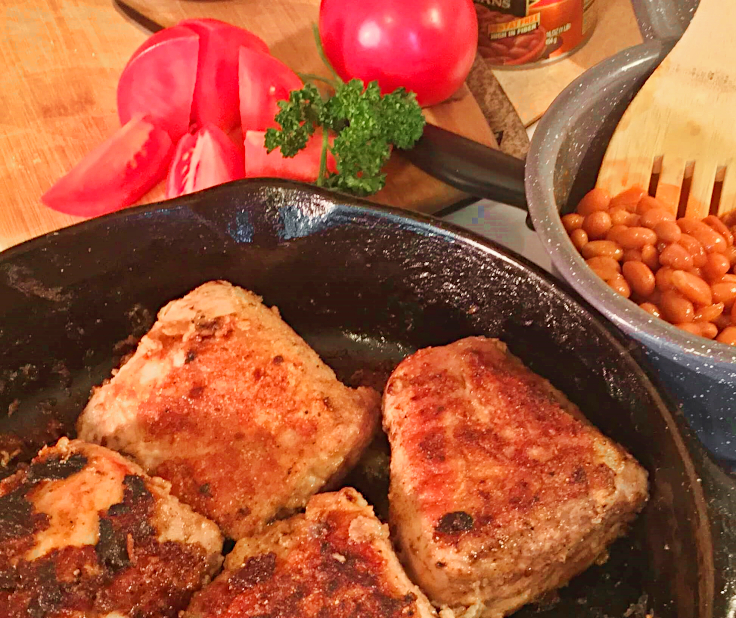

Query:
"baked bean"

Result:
[[570, 228, 588, 251], [617, 226, 657, 249], [607, 274, 631, 298], [671, 270, 712, 306], [660, 290, 695, 323], [606, 225, 629, 244], [640, 207, 675, 229], [716, 326, 736, 345], [675, 322, 705, 336], [609, 186, 646, 212], [719, 274, 736, 283], [702, 253, 731, 281], [637, 195, 669, 215], [656, 267, 677, 292], [586, 256, 620, 281], [622, 249, 642, 262], [639, 302, 661, 318], [583, 211, 613, 239], [577, 188, 611, 215], [654, 220, 681, 244], [622, 261, 655, 297], [711, 281, 736, 306], [609, 208, 639, 226], [659, 243, 693, 270], [677, 218, 727, 253], [582, 240, 623, 260], [561, 213, 584, 233], [732, 300, 736, 323], [703, 215, 734, 246], [675, 322, 718, 338], [677, 234, 707, 267], [725, 245, 736, 266], [641, 244, 659, 271], [695, 303, 724, 322]]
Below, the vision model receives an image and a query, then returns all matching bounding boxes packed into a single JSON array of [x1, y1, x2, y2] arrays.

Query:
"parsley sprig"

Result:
[[264, 26, 426, 196]]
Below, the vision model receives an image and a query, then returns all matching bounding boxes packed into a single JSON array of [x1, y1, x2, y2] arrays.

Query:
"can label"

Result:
[[475, 0, 596, 67]]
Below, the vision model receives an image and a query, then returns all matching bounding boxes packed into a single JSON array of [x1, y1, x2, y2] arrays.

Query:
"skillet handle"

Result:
[[404, 124, 528, 210]]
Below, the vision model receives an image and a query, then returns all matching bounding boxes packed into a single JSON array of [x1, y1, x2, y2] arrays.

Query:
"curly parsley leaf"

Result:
[[264, 50, 426, 196], [264, 84, 323, 157]]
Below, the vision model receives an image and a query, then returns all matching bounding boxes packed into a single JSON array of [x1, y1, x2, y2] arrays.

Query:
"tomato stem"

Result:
[[313, 24, 342, 85], [317, 129, 329, 187], [296, 73, 338, 90]]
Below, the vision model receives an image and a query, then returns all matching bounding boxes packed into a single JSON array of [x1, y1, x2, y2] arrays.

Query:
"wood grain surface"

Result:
[[597, 0, 736, 219], [0, 0, 496, 250], [492, 0, 644, 127]]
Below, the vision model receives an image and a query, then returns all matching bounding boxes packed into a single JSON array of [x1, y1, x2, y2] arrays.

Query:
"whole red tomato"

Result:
[[319, 0, 478, 107]]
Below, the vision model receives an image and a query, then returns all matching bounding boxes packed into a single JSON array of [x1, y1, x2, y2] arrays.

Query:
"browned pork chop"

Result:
[[0, 438, 223, 618], [184, 487, 437, 618], [77, 281, 380, 539], [383, 337, 649, 618]]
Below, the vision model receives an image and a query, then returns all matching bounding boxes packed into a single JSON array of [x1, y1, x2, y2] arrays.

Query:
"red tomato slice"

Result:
[[41, 116, 173, 217], [239, 48, 303, 132], [117, 26, 199, 142], [166, 124, 245, 199], [244, 130, 335, 182], [181, 19, 270, 131]]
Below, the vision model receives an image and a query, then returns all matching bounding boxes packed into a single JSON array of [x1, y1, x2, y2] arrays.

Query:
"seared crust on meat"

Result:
[[383, 337, 649, 618], [77, 281, 381, 539], [0, 438, 223, 618], [184, 488, 437, 618]]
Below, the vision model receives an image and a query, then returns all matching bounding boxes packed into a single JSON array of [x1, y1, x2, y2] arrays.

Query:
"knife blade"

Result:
[[113, 0, 164, 33]]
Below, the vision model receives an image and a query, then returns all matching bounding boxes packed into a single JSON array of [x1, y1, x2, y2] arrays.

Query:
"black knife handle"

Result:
[[405, 124, 527, 210]]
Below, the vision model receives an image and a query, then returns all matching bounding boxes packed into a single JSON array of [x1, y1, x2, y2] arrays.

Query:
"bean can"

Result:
[[475, 0, 597, 68]]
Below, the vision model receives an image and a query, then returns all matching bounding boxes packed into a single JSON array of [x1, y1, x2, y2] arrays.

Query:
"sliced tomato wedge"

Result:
[[41, 116, 173, 217], [117, 26, 199, 142], [166, 124, 245, 199], [244, 130, 335, 182], [239, 48, 303, 132], [181, 19, 270, 131]]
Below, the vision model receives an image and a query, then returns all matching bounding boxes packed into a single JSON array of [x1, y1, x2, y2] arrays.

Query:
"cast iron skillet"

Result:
[[0, 181, 733, 618]]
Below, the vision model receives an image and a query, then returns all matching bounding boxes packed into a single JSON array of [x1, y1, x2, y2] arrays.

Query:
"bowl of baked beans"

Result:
[[524, 33, 735, 463], [562, 186, 736, 346]]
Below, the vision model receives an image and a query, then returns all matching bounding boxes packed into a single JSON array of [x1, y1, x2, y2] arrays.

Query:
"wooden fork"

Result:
[[596, 0, 736, 220]]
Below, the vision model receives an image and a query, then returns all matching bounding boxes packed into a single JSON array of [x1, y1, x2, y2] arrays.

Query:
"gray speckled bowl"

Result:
[[526, 1, 735, 462]]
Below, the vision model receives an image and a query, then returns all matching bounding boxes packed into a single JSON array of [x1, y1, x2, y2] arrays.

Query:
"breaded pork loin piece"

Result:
[[184, 487, 437, 618], [0, 438, 223, 618], [383, 337, 649, 618], [77, 281, 380, 539]]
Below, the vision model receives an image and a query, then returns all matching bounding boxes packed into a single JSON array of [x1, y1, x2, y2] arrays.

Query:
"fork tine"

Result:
[[718, 162, 736, 218], [597, 154, 656, 200], [655, 157, 686, 215], [685, 160, 718, 219]]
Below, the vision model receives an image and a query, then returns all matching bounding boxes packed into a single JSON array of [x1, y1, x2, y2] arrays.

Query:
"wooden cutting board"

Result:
[[0, 0, 496, 251]]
